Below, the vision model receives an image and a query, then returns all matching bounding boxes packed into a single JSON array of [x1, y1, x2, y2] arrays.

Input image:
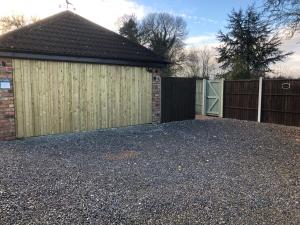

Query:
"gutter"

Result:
[[0, 51, 169, 68]]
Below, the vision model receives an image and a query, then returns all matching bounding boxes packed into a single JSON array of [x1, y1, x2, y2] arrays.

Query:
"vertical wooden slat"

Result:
[[130, 67, 134, 124], [134, 68, 139, 125], [12, 60, 23, 137], [86, 64, 92, 130], [115, 66, 121, 127], [39, 61, 46, 135], [23, 60, 33, 136], [66, 62, 72, 133], [120, 66, 125, 126], [100, 65, 108, 128], [72, 63, 79, 131], [127, 67, 131, 125], [108, 66, 113, 127], [31, 61, 39, 134]]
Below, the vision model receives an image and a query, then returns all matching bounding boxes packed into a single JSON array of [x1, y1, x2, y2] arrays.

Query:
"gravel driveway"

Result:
[[0, 119, 299, 224]]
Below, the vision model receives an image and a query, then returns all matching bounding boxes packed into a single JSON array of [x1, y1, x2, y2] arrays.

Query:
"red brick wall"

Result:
[[0, 58, 16, 140], [152, 69, 161, 123]]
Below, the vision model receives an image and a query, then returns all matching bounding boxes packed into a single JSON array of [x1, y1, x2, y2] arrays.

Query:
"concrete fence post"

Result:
[[257, 77, 263, 122]]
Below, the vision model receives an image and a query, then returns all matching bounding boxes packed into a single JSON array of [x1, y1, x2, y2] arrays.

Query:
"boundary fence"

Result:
[[197, 78, 300, 127]]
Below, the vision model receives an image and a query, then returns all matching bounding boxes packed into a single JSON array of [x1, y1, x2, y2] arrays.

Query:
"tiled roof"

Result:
[[0, 11, 168, 66]]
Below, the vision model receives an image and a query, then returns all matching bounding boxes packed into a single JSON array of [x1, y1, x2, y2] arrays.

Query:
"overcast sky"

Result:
[[0, 0, 299, 77]]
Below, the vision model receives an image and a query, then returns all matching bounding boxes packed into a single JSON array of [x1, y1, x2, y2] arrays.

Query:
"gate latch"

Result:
[[281, 83, 290, 90]]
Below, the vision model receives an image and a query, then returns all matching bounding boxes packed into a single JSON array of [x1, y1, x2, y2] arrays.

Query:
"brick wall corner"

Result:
[[152, 68, 161, 124], [0, 58, 16, 141]]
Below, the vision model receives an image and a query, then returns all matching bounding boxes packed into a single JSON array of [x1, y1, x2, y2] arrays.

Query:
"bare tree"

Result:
[[199, 47, 214, 78], [269, 64, 297, 78], [141, 13, 187, 58], [264, 0, 300, 37], [0, 15, 39, 34], [166, 40, 186, 75], [118, 12, 188, 76], [184, 48, 201, 77], [184, 47, 217, 78], [141, 13, 187, 75]]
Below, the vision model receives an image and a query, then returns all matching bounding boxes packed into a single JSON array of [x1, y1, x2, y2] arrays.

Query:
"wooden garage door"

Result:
[[13, 59, 152, 138]]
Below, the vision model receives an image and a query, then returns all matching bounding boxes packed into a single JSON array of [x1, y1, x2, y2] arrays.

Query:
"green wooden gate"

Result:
[[203, 79, 224, 117]]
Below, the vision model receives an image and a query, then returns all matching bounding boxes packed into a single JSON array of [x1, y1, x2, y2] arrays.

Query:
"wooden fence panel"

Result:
[[13, 59, 152, 138], [262, 79, 300, 127], [223, 80, 259, 121], [161, 78, 196, 123]]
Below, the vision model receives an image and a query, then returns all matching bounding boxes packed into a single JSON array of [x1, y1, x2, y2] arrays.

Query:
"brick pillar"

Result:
[[0, 58, 16, 140], [152, 69, 161, 123]]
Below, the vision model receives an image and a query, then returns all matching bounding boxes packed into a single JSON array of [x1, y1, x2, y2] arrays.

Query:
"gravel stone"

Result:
[[0, 119, 299, 224]]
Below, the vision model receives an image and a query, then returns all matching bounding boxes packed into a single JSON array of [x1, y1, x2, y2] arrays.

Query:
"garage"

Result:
[[0, 11, 167, 139]]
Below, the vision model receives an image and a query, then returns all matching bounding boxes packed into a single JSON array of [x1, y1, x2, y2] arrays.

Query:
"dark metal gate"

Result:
[[161, 77, 196, 123]]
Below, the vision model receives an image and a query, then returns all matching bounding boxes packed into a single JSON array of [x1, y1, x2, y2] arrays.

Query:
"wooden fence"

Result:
[[222, 78, 300, 126], [223, 80, 259, 121], [161, 77, 196, 123], [262, 79, 300, 127]]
